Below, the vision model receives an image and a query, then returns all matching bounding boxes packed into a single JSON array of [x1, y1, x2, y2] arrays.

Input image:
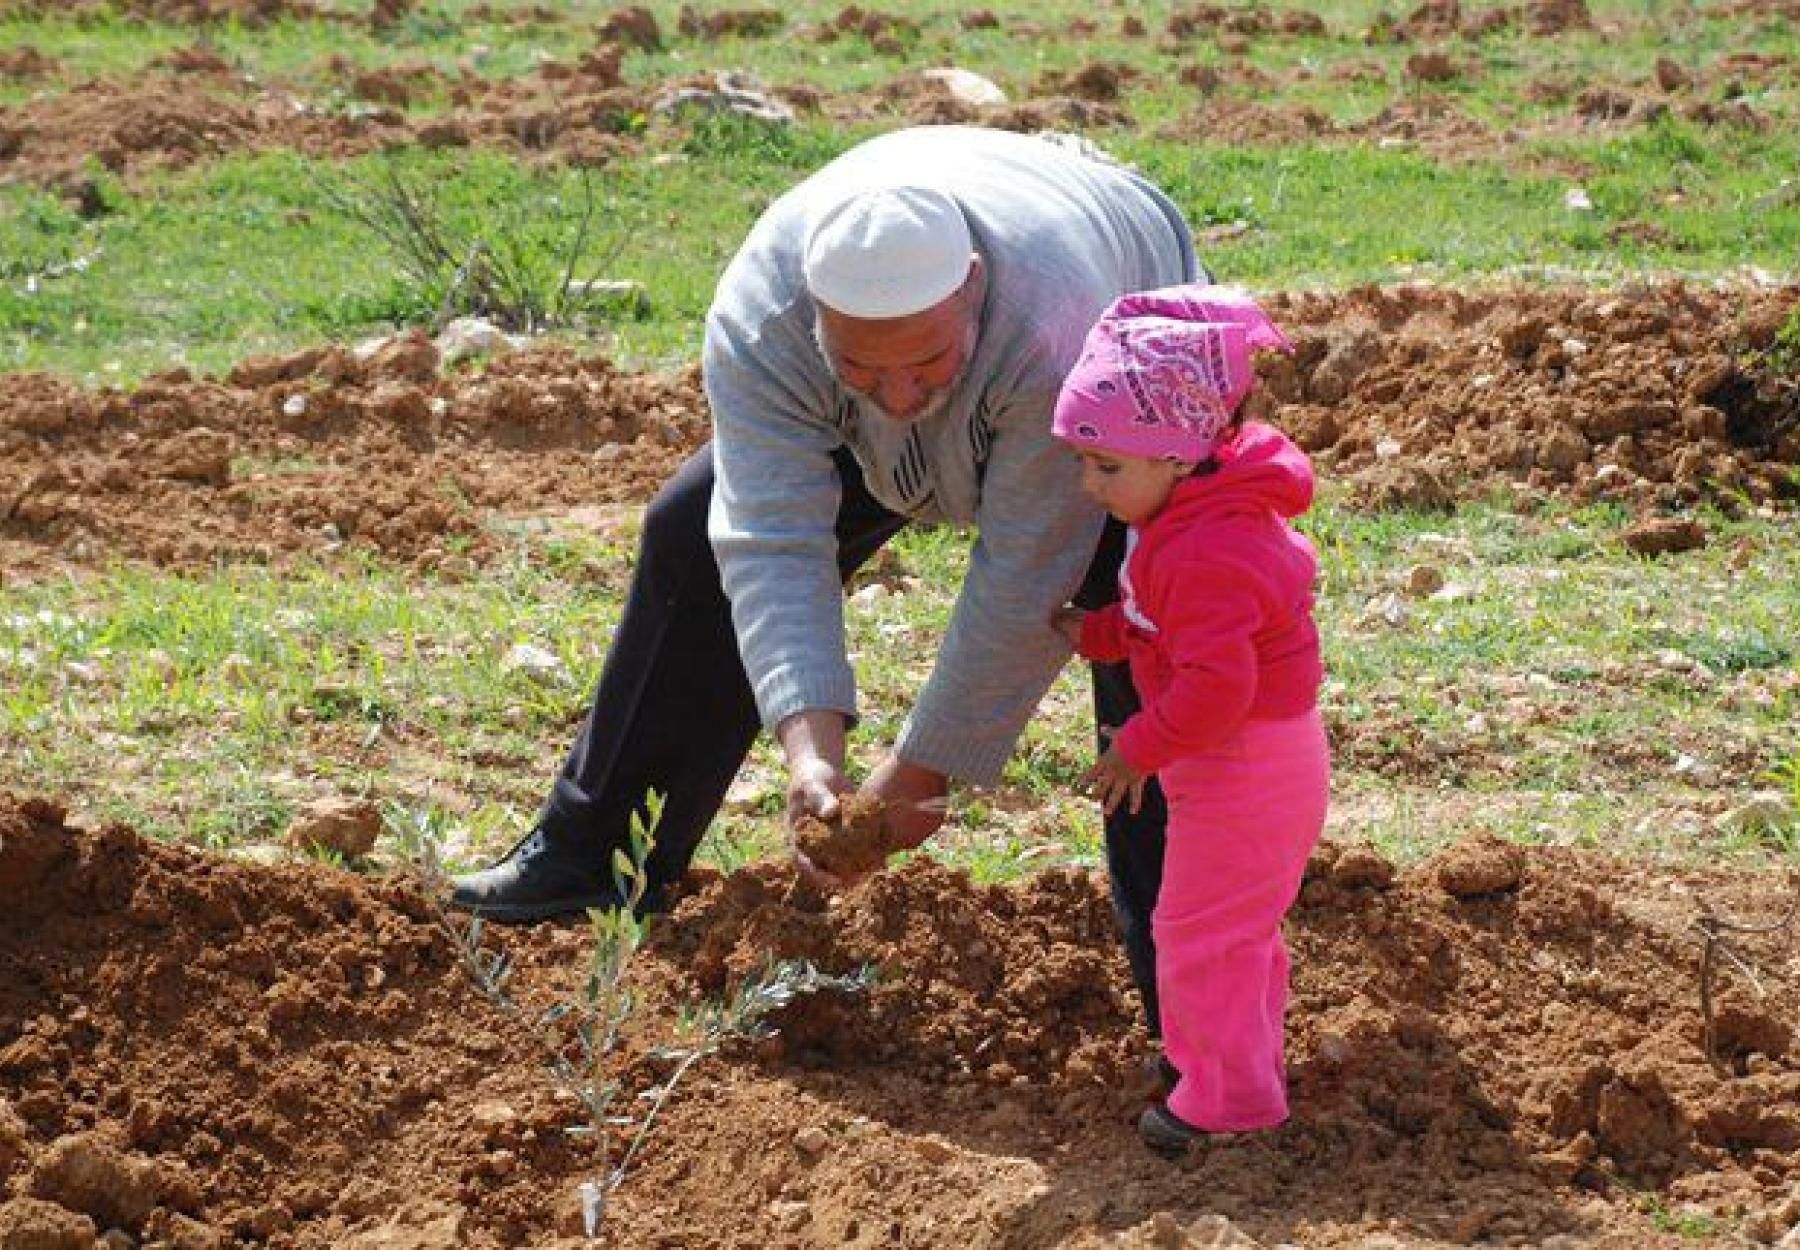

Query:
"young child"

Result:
[[1049, 284, 1328, 1154]]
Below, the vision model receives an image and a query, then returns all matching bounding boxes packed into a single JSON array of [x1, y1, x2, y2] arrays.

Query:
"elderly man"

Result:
[[452, 124, 1201, 1030]]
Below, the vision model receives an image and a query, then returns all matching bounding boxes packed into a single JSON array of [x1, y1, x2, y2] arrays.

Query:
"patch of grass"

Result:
[[0, 549, 621, 853], [0, 131, 862, 379], [2, 0, 1797, 378], [3, 493, 1797, 873]]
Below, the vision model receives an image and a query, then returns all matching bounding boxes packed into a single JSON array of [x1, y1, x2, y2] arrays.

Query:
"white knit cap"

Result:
[[802, 185, 974, 319]]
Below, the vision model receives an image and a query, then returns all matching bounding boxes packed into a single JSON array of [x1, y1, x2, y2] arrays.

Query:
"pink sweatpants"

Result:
[[1156, 708, 1329, 1132]]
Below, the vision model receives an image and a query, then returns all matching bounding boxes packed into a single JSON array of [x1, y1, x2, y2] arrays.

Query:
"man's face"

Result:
[[815, 269, 981, 423]]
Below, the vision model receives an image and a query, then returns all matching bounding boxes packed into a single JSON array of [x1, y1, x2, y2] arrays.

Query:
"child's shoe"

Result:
[[1137, 1101, 1205, 1156]]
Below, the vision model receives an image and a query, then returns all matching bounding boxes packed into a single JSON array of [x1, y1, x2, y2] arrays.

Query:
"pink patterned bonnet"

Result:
[[1051, 284, 1292, 462]]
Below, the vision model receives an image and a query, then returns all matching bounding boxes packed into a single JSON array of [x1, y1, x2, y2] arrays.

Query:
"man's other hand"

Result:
[[862, 753, 949, 851]]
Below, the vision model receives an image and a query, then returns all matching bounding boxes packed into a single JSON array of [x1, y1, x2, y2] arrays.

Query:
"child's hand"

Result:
[[1086, 741, 1148, 816], [1051, 605, 1086, 648]]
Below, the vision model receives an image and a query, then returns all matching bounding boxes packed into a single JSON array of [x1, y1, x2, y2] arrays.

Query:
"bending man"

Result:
[[452, 124, 1202, 1032]]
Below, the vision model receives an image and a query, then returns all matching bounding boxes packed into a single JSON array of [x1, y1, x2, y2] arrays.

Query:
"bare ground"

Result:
[[3, 794, 1797, 1247], [3, 282, 1794, 581]]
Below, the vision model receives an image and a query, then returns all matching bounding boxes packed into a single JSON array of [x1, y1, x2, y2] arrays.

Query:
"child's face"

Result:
[[1076, 450, 1188, 525]]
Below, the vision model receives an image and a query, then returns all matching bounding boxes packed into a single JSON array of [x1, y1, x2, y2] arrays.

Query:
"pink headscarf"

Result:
[[1051, 284, 1292, 463]]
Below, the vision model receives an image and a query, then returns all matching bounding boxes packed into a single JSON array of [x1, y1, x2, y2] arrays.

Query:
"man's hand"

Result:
[[787, 754, 849, 828], [776, 710, 853, 889], [1087, 740, 1148, 816], [862, 753, 949, 852]]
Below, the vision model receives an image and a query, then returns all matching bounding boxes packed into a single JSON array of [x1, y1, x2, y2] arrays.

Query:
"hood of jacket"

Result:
[[1151, 421, 1314, 530]]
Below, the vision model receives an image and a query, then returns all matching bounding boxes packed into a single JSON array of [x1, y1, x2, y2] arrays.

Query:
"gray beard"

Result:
[[815, 322, 976, 424], [853, 385, 952, 424]]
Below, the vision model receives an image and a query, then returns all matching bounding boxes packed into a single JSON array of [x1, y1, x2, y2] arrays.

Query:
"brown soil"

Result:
[[0, 52, 1147, 193], [0, 336, 707, 578], [5, 282, 1793, 582], [3, 2, 1792, 189], [791, 793, 905, 878], [4, 795, 1799, 1247], [0, 50, 648, 191], [0, 0, 326, 21], [1262, 281, 1800, 514]]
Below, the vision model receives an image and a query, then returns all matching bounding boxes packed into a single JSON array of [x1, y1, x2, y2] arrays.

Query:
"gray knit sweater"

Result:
[[704, 126, 1199, 784]]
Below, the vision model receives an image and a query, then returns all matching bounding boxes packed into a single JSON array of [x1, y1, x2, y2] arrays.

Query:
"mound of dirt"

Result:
[[0, 49, 1146, 192], [6, 283, 1793, 580], [0, 339, 707, 576], [1264, 280, 1800, 513], [3, 794, 1797, 1247]]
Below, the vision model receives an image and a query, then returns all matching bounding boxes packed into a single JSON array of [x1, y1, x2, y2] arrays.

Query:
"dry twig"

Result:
[[1692, 873, 1799, 1067]]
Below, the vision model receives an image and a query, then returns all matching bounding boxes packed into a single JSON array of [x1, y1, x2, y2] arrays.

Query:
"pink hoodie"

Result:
[[1076, 422, 1324, 773]]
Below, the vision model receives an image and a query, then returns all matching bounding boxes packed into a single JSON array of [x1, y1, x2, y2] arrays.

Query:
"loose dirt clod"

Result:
[[1622, 515, 1708, 555], [1431, 832, 1526, 896], [791, 792, 904, 878], [284, 797, 383, 861], [0, 1197, 97, 1250], [28, 1134, 161, 1233]]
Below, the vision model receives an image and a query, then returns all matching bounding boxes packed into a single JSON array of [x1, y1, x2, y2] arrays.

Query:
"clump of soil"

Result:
[[0, 46, 59, 78], [5, 792, 1800, 1247], [0, 0, 326, 20], [677, 4, 784, 40], [791, 793, 907, 878]]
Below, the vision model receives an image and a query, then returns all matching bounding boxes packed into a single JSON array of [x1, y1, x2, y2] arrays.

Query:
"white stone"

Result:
[[504, 643, 567, 681], [434, 317, 519, 364], [920, 66, 1008, 107], [1671, 754, 1720, 786]]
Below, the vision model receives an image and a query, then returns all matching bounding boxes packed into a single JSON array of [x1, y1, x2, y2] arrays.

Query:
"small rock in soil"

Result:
[[284, 796, 382, 860], [1433, 833, 1526, 897], [1622, 516, 1707, 556]]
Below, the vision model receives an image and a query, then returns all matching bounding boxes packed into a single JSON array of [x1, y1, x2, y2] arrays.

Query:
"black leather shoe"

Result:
[[448, 828, 622, 922], [1138, 1102, 1206, 1156]]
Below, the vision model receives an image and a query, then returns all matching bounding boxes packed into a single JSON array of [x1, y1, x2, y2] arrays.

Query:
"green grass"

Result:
[[5, 129, 1796, 382], [5, 496, 1795, 877], [0, 137, 848, 379], [2, 0, 1798, 882], [3, 0, 1798, 378]]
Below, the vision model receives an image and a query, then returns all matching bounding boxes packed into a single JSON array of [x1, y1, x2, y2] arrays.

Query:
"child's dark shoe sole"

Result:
[[1138, 1103, 1204, 1156]]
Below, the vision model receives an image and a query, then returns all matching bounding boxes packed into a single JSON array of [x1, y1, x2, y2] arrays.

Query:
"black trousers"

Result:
[[537, 443, 1169, 1031]]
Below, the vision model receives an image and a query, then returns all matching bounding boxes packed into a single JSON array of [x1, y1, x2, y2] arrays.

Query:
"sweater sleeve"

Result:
[[1077, 605, 1130, 663], [704, 306, 859, 732], [895, 392, 1105, 785], [1113, 556, 1264, 774]]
